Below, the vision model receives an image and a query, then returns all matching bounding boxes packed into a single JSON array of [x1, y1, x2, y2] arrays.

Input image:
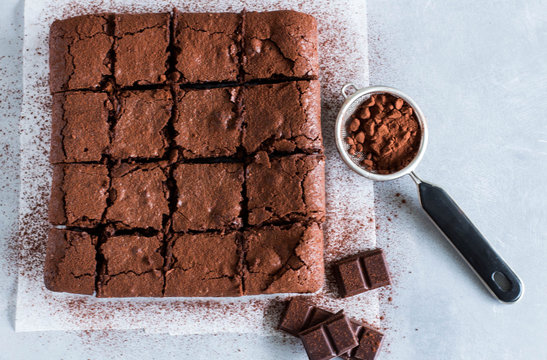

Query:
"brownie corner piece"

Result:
[[110, 89, 172, 160], [243, 10, 319, 81], [164, 231, 242, 297], [173, 11, 241, 83], [174, 87, 242, 158], [106, 162, 169, 230], [172, 162, 243, 232], [246, 153, 325, 226], [51, 91, 111, 163], [243, 222, 324, 295], [44, 228, 97, 295], [49, 163, 109, 227], [242, 80, 322, 154], [49, 14, 113, 93], [114, 13, 170, 86], [97, 233, 164, 297]]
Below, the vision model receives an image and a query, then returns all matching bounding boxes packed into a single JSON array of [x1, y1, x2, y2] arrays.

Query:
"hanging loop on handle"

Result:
[[341, 83, 359, 99]]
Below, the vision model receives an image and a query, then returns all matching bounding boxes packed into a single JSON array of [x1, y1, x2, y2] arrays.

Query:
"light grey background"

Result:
[[1, 0, 546, 359]]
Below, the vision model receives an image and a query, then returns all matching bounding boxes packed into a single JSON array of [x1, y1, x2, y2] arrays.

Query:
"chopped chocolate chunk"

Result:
[[341, 324, 384, 360], [49, 14, 113, 92], [299, 312, 358, 360], [279, 298, 335, 335], [51, 92, 112, 163], [242, 81, 322, 154], [172, 163, 243, 232], [106, 163, 169, 230], [246, 153, 325, 226], [114, 13, 170, 86], [164, 231, 242, 297], [110, 89, 172, 160], [49, 164, 109, 227], [97, 234, 164, 297], [173, 12, 241, 83], [243, 223, 324, 295], [44, 229, 96, 295], [174, 87, 242, 158], [243, 11, 319, 81], [334, 249, 391, 298]]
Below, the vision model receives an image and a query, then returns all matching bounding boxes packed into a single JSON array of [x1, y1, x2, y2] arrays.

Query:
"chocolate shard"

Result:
[[334, 249, 391, 298], [299, 312, 358, 360], [340, 320, 384, 360], [279, 298, 334, 335]]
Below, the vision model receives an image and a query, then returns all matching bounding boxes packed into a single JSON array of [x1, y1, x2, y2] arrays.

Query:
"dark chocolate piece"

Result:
[[279, 298, 334, 335], [106, 163, 169, 230], [243, 223, 324, 295], [49, 164, 109, 227], [172, 163, 243, 232], [299, 312, 358, 360], [246, 152, 325, 226], [164, 231, 242, 297], [173, 12, 241, 83], [114, 13, 170, 86], [49, 14, 113, 92], [174, 87, 242, 158], [110, 89, 172, 160], [44, 229, 97, 295], [50, 92, 112, 163], [243, 11, 319, 81], [242, 81, 322, 154], [97, 234, 164, 297], [334, 249, 391, 298], [341, 323, 384, 360]]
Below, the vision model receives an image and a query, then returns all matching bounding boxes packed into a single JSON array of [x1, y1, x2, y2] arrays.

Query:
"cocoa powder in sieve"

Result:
[[345, 93, 421, 174]]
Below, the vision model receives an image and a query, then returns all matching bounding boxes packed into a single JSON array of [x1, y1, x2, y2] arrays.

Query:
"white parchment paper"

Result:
[[16, 0, 375, 334]]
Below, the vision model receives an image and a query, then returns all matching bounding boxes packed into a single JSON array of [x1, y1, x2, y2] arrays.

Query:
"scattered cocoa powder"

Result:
[[345, 93, 421, 173]]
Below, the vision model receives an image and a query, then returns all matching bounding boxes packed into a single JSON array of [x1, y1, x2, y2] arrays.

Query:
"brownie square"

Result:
[[49, 14, 113, 92], [106, 163, 169, 230], [164, 231, 242, 297], [51, 92, 112, 163], [49, 164, 109, 227], [246, 153, 325, 226], [44, 229, 97, 295], [174, 87, 242, 158], [172, 163, 243, 232], [173, 12, 241, 83], [243, 222, 324, 295], [110, 89, 172, 160], [242, 81, 322, 154], [114, 13, 170, 87], [97, 234, 164, 297], [243, 11, 319, 81]]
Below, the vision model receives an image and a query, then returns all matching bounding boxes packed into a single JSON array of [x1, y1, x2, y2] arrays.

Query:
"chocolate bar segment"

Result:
[[299, 312, 358, 360], [334, 249, 391, 298], [341, 321, 384, 360], [279, 298, 334, 335]]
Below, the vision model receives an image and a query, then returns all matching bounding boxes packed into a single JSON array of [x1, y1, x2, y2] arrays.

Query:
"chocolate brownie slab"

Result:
[[173, 12, 241, 83], [174, 87, 242, 158], [172, 163, 243, 232], [164, 231, 242, 297], [97, 234, 164, 297], [243, 222, 324, 295], [243, 11, 319, 81], [242, 80, 322, 154], [44, 228, 97, 295], [50, 91, 112, 163], [49, 14, 113, 93], [49, 164, 109, 227], [110, 89, 172, 160], [114, 13, 170, 86], [106, 163, 169, 230], [246, 153, 325, 226]]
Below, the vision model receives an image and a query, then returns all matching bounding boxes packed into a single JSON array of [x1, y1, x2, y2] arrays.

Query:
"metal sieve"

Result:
[[335, 84, 523, 303]]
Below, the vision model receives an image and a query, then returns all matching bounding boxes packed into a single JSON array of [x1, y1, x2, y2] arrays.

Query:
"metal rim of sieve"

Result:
[[335, 84, 429, 181]]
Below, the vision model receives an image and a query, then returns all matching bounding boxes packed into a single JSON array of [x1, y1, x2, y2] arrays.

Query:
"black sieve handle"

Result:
[[416, 180, 523, 303]]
